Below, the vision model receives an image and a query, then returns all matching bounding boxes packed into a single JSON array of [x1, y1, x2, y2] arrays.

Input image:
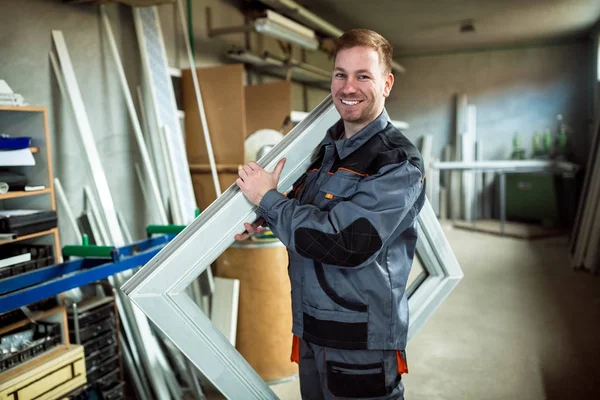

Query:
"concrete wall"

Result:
[[0, 0, 148, 245], [390, 42, 592, 165]]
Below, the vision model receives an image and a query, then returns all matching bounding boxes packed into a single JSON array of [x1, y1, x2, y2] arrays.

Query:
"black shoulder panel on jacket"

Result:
[[368, 124, 424, 176], [330, 123, 424, 177]]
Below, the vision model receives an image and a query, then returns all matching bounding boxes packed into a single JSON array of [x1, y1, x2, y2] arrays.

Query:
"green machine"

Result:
[[506, 122, 577, 228]]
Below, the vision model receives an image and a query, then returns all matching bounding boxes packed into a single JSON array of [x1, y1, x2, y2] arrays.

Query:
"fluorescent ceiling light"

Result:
[[256, 0, 405, 73], [264, 9, 316, 39], [254, 16, 319, 50]]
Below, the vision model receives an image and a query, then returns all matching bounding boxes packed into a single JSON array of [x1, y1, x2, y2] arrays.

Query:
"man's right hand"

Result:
[[234, 218, 265, 241]]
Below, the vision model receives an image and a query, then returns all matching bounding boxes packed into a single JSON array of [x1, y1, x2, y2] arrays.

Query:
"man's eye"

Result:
[[335, 73, 346, 78], [358, 75, 370, 80]]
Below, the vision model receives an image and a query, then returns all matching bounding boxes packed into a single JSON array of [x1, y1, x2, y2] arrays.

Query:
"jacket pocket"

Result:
[[314, 261, 367, 312], [318, 173, 359, 210], [327, 360, 387, 398]]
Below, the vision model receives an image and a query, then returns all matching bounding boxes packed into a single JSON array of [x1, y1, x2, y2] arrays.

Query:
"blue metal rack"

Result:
[[0, 234, 175, 314]]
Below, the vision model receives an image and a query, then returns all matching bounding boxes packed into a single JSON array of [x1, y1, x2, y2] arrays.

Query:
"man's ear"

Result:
[[383, 73, 394, 97]]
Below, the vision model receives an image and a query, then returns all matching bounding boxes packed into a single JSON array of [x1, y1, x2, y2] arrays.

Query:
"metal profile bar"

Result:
[[50, 30, 125, 246], [122, 94, 463, 398], [499, 172, 506, 235], [100, 6, 168, 225], [84, 186, 110, 244], [408, 200, 463, 340], [120, 336, 152, 400], [159, 125, 182, 224], [54, 177, 82, 239], [581, 199, 600, 271], [109, 277, 154, 399], [570, 113, 600, 254], [135, 163, 152, 212], [176, 0, 221, 198], [430, 160, 579, 173], [112, 272, 173, 400], [133, 6, 197, 224], [136, 85, 168, 214], [72, 304, 81, 344], [118, 212, 134, 244], [263, 51, 330, 78], [50, 31, 172, 399]]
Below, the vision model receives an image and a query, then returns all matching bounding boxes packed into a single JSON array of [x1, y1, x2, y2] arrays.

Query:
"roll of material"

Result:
[[0, 182, 8, 194], [215, 240, 297, 382]]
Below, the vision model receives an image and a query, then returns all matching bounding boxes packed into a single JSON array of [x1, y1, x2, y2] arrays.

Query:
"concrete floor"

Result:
[[208, 224, 600, 399]]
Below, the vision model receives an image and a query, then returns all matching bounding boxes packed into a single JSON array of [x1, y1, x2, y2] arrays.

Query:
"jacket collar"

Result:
[[325, 108, 391, 160]]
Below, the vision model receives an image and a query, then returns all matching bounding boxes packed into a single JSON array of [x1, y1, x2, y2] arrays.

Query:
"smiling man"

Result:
[[235, 29, 425, 400]]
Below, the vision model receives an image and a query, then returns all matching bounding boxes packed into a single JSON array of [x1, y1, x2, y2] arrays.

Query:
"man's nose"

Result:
[[342, 78, 358, 94]]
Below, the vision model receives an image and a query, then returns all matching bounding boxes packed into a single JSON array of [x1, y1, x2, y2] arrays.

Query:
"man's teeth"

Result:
[[342, 100, 360, 105]]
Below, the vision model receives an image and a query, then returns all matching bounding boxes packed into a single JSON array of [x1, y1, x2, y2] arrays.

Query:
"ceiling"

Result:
[[294, 0, 600, 56]]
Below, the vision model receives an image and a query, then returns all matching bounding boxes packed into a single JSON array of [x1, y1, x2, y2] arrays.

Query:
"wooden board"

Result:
[[182, 64, 247, 165], [244, 81, 292, 137], [0, 344, 86, 400], [453, 219, 566, 239]]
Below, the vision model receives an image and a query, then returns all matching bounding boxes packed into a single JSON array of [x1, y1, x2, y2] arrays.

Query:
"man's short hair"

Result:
[[333, 29, 393, 75]]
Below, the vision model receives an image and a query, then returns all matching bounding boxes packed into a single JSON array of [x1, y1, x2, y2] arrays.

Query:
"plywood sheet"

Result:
[[244, 81, 292, 137], [182, 64, 247, 165]]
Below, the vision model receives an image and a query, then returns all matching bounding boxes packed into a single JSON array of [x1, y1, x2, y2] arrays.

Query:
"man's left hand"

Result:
[[236, 158, 286, 206]]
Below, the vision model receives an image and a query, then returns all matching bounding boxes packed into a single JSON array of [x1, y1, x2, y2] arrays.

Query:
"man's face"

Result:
[[331, 46, 394, 128]]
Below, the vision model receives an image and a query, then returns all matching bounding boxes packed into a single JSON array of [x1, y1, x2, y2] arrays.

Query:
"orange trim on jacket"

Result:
[[396, 351, 408, 375]]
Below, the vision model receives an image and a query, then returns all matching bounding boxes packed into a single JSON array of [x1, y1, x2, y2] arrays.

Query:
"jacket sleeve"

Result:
[[257, 160, 424, 269]]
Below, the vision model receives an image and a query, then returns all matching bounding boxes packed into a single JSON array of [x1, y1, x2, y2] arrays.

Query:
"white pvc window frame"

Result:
[[123, 95, 463, 399]]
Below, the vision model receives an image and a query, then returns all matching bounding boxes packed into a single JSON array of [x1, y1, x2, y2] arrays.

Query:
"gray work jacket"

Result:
[[258, 109, 426, 351]]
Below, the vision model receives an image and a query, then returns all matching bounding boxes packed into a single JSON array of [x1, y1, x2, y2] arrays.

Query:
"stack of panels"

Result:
[[64, 298, 125, 400]]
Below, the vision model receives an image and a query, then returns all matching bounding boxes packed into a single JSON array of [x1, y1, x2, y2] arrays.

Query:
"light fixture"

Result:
[[254, 10, 320, 50], [255, 0, 406, 73], [206, 7, 320, 51]]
